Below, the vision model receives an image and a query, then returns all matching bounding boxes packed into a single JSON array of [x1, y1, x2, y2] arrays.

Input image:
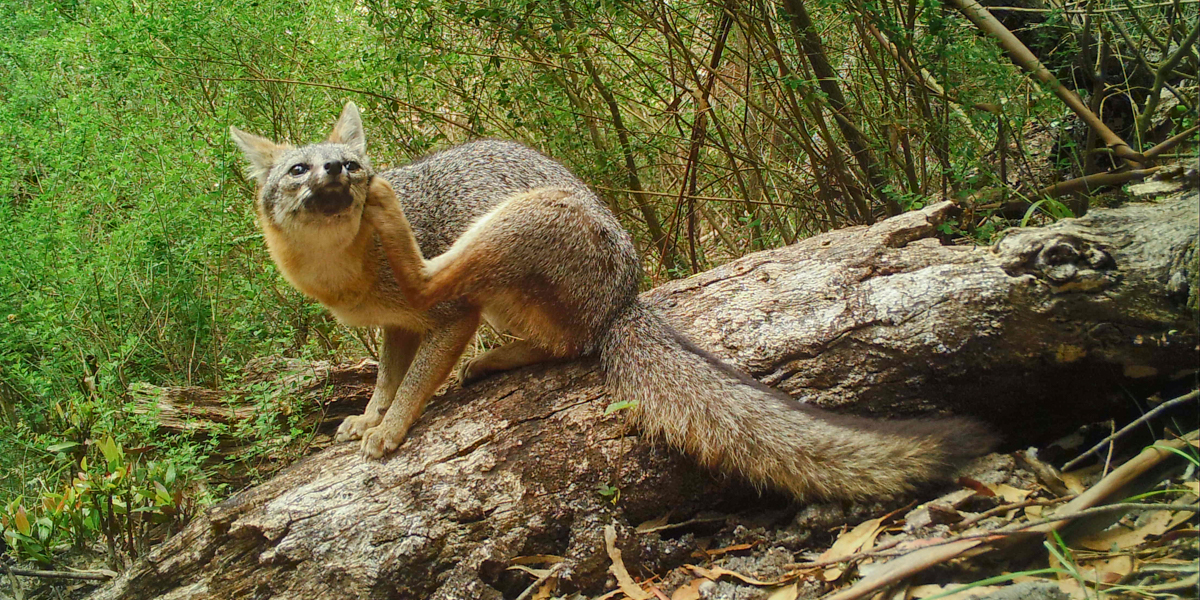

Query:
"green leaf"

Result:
[[603, 400, 638, 415], [14, 505, 31, 536], [99, 436, 123, 467], [47, 441, 81, 453], [154, 481, 172, 505]]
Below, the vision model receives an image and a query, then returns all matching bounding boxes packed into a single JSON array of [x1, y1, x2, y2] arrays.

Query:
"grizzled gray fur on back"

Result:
[[382, 140, 598, 257]]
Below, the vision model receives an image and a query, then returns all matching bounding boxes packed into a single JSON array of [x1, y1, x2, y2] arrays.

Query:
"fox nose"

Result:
[[324, 161, 342, 175]]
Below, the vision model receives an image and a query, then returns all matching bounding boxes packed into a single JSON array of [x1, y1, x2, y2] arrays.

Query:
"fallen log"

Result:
[[89, 189, 1198, 600]]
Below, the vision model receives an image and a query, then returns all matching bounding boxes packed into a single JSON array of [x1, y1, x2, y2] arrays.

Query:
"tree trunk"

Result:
[[89, 189, 1198, 600]]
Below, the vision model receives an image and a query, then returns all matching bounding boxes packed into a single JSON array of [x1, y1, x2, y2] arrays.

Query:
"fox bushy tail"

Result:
[[600, 301, 993, 500]]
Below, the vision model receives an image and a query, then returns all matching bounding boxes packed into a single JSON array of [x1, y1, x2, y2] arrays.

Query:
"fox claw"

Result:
[[458, 358, 486, 387], [335, 414, 381, 443], [360, 424, 408, 459]]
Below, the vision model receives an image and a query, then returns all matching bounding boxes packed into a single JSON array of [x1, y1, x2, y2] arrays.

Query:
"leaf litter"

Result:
[[526, 416, 1198, 600]]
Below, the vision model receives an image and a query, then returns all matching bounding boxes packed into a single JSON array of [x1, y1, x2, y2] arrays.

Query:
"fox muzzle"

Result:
[[306, 184, 356, 216]]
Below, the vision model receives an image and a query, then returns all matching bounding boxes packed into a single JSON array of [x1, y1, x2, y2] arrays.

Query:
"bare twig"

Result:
[[780, 0, 899, 219], [1144, 125, 1200, 161], [1037, 430, 1198, 527], [1013, 451, 1073, 497], [1063, 390, 1199, 471], [1134, 20, 1200, 139], [947, 0, 1143, 165], [512, 565, 560, 600], [636, 514, 731, 534], [1037, 167, 1162, 198], [953, 496, 1077, 530], [987, 0, 1200, 12], [2, 567, 114, 582], [165, 72, 475, 135]]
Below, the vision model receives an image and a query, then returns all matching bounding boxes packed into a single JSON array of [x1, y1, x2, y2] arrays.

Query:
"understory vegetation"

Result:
[[1, 0, 1196, 572]]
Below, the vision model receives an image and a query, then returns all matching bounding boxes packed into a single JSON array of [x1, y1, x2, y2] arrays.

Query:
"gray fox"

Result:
[[230, 102, 993, 500]]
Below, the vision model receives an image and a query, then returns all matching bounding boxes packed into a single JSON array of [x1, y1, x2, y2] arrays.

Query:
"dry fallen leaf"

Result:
[[1054, 577, 1089, 599], [605, 525, 653, 600], [531, 579, 556, 600], [819, 516, 887, 581], [823, 566, 847, 581], [1059, 466, 1102, 495], [909, 583, 1004, 600], [820, 539, 986, 600], [820, 518, 887, 561], [905, 490, 975, 532], [987, 483, 1033, 504], [1076, 510, 1175, 550], [509, 554, 565, 566], [506, 565, 551, 578], [705, 542, 754, 557], [765, 582, 801, 600], [637, 512, 673, 533], [688, 565, 784, 587], [957, 477, 995, 496], [1081, 554, 1134, 586], [926, 503, 964, 525], [669, 579, 705, 600]]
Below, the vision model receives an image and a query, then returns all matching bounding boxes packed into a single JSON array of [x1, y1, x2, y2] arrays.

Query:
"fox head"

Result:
[[230, 102, 374, 231]]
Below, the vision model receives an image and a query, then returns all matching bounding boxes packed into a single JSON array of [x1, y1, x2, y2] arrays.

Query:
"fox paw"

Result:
[[335, 413, 381, 442], [458, 358, 489, 387], [365, 176, 397, 206], [360, 424, 409, 459]]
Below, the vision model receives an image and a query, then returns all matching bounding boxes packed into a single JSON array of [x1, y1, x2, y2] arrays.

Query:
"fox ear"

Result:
[[327, 101, 366, 154], [230, 126, 287, 183]]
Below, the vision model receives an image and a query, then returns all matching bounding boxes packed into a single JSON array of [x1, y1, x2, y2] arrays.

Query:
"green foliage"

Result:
[[1, 436, 196, 566], [0, 0, 363, 564], [597, 482, 621, 504], [1020, 197, 1075, 227]]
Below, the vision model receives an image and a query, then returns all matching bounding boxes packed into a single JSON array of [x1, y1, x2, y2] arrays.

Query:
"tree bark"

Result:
[[89, 189, 1198, 600]]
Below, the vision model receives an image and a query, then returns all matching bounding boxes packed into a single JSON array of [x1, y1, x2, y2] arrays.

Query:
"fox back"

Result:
[[380, 140, 598, 257]]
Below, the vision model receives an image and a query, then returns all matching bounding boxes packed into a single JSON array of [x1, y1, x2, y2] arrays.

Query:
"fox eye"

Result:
[[288, 163, 309, 176], [345, 161, 361, 172]]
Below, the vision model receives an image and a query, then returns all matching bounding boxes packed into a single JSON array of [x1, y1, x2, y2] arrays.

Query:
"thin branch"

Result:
[[1144, 125, 1200, 160], [1063, 389, 1199, 471], [1037, 167, 1161, 198], [593, 186, 796, 208], [1135, 20, 1200, 138], [164, 72, 474, 134], [948, 0, 1144, 164], [2, 566, 114, 581], [817, 431, 1197, 600], [987, 0, 1200, 12]]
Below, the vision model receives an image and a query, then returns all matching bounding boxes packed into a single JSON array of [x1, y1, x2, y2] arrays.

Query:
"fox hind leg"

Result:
[[412, 188, 630, 356], [459, 339, 558, 386]]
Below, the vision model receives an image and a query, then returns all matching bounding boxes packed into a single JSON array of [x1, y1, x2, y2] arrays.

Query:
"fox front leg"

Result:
[[362, 177, 433, 308], [335, 327, 421, 443], [361, 306, 480, 458]]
